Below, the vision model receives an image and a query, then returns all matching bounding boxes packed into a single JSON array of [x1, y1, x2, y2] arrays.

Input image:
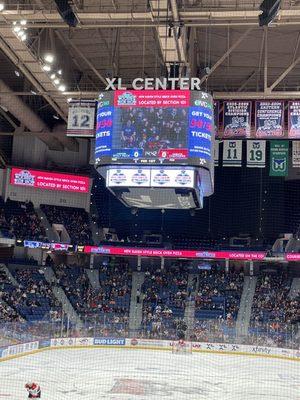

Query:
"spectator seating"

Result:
[[141, 265, 188, 338], [41, 204, 93, 245], [194, 268, 244, 322], [3, 268, 60, 322], [0, 199, 46, 241], [54, 262, 131, 336], [250, 273, 300, 329]]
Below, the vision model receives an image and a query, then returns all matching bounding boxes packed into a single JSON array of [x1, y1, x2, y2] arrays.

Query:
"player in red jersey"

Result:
[[25, 382, 41, 398]]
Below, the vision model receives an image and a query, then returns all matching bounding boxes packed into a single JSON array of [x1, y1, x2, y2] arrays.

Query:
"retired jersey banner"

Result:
[[288, 101, 300, 138], [67, 100, 96, 137], [292, 141, 300, 167], [255, 101, 284, 138], [214, 141, 219, 166], [223, 101, 251, 139], [247, 140, 266, 168], [269, 141, 289, 176], [223, 140, 242, 167]]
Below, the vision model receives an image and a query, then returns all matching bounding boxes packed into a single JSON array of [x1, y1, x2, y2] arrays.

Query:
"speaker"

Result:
[[54, 0, 78, 28], [259, 0, 281, 27]]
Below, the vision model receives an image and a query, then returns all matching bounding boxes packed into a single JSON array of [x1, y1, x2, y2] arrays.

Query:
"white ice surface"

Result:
[[0, 348, 299, 400]]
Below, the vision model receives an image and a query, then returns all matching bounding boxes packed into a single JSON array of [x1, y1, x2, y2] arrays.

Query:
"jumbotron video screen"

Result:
[[95, 90, 214, 168]]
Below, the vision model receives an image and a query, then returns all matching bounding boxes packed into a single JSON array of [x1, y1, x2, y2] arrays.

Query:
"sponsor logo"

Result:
[[52, 338, 75, 347], [98, 100, 110, 107], [175, 171, 192, 186], [76, 338, 90, 346], [152, 170, 170, 186], [13, 170, 35, 186], [131, 170, 149, 185], [117, 92, 136, 106], [252, 346, 271, 355], [91, 247, 110, 254], [94, 338, 125, 346], [39, 339, 50, 348], [144, 150, 158, 157], [131, 338, 138, 346], [110, 170, 127, 185], [196, 251, 215, 258], [192, 343, 202, 349]]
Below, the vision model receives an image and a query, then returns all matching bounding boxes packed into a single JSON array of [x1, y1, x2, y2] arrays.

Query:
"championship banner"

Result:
[[269, 141, 289, 176], [214, 141, 219, 166], [246, 140, 266, 168], [292, 141, 300, 167], [255, 101, 284, 138], [288, 101, 300, 138], [222, 101, 251, 139], [67, 100, 96, 137], [223, 140, 242, 167]]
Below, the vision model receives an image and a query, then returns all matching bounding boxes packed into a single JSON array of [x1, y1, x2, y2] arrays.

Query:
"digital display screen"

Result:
[[95, 90, 214, 168], [10, 168, 90, 193]]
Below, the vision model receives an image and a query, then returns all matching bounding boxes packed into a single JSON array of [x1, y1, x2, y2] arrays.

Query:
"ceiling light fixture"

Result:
[[58, 84, 66, 92], [42, 64, 51, 72], [44, 54, 54, 63], [53, 78, 60, 85], [0, 3, 5, 12], [20, 20, 27, 26]]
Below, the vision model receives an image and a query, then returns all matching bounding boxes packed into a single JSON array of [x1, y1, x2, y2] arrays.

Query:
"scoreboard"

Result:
[[95, 89, 214, 210], [95, 90, 214, 168]]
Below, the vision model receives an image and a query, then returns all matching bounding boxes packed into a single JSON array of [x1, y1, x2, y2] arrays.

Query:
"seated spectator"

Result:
[[41, 205, 93, 245], [4, 199, 47, 241]]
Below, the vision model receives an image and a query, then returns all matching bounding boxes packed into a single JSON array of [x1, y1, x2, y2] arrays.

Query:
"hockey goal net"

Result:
[[171, 340, 193, 354]]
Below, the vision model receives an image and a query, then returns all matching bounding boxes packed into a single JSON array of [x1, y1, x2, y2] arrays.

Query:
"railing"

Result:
[[0, 319, 298, 350]]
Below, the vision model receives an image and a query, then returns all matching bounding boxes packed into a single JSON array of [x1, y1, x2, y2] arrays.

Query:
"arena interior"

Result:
[[0, 0, 299, 399]]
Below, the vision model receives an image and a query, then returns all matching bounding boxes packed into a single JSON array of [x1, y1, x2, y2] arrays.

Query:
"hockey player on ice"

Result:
[[25, 382, 41, 398]]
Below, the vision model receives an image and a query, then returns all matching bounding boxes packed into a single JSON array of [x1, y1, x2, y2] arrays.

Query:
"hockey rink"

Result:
[[0, 348, 299, 399]]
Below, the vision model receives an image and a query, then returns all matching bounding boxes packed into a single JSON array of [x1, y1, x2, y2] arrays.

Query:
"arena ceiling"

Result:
[[1, 0, 300, 150]]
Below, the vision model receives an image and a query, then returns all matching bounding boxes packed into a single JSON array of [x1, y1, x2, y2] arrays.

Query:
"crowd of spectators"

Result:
[[250, 273, 300, 331], [0, 269, 23, 322], [2, 268, 61, 322], [194, 267, 244, 322], [0, 199, 46, 241], [0, 262, 299, 349], [54, 262, 131, 336], [41, 205, 93, 245], [141, 265, 188, 338]]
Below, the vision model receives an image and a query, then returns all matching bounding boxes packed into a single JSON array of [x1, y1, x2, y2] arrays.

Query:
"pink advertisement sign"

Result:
[[114, 90, 191, 108], [84, 245, 266, 261], [10, 168, 90, 193]]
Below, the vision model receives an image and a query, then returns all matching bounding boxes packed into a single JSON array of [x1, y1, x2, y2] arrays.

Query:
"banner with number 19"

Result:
[[247, 140, 266, 168]]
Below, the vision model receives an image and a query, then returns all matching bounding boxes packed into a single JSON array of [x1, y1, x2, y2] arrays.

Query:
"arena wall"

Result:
[[0, 338, 299, 363]]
